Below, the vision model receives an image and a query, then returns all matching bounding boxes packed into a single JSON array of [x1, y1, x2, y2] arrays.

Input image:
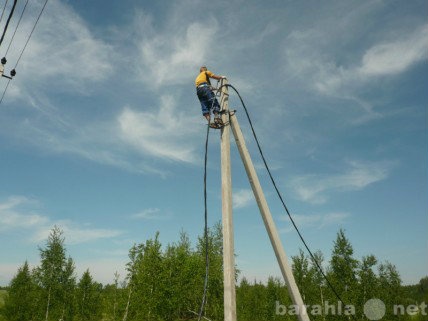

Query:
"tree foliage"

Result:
[[75, 269, 102, 321], [34, 226, 76, 321], [0, 227, 426, 321], [2, 262, 38, 321]]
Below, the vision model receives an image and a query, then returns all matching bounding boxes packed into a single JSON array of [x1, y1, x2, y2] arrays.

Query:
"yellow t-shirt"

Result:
[[195, 70, 214, 87]]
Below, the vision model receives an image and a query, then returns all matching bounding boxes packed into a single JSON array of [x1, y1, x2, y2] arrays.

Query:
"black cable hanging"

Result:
[[218, 83, 356, 317], [4, 0, 30, 57], [197, 78, 223, 321], [0, 0, 17, 47], [198, 124, 210, 321], [0, 0, 49, 105], [0, 0, 10, 26]]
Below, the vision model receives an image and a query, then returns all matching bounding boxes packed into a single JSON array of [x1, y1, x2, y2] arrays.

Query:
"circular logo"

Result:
[[364, 298, 386, 320]]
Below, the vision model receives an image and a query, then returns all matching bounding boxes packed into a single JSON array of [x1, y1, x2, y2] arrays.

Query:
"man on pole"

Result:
[[195, 66, 226, 128]]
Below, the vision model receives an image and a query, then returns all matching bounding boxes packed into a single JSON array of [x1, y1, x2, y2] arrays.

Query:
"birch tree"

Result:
[[35, 226, 76, 321]]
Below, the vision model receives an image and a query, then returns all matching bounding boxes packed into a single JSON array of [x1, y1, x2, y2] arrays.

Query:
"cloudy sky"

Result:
[[0, 0, 427, 286]]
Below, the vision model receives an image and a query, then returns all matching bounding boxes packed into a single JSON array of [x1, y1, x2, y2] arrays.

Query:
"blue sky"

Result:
[[0, 0, 427, 286]]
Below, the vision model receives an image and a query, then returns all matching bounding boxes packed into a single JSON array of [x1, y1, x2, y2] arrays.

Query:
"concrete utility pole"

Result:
[[229, 112, 310, 321], [219, 79, 237, 321], [218, 79, 309, 321]]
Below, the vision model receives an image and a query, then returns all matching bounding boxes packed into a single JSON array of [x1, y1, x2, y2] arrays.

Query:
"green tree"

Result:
[[122, 242, 140, 321], [236, 277, 252, 319], [417, 276, 428, 302], [378, 261, 402, 320], [133, 233, 164, 320], [356, 255, 378, 318], [75, 269, 102, 321], [328, 229, 358, 319], [34, 226, 76, 321], [122, 233, 166, 320], [292, 249, 313, 302], [266, 276, 291, 321], [309, 250, 326, 321], [195, 222, 224, 320], [161, 231, 200, 320], [101, 272, 124, 321], [3, 261, 39, 321]]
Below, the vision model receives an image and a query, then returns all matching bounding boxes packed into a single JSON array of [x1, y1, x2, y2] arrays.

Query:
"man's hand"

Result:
[[212, 74, 226, 81]]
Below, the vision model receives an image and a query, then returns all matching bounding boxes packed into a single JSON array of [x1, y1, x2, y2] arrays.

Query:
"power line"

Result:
[[0, 0, 17, 47], [0, 0, 49, 105], [0, 0, 10, 26], [4, 0, 30, 57], [0, 77, 10, 104], [15, 0, 49, 68]]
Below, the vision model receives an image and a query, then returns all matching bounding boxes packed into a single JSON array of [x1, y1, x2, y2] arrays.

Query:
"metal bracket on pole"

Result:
[[1, 57, 16, 80]]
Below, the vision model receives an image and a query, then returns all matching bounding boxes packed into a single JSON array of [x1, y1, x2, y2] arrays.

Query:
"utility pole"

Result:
[[219, 79, 237, 321], [218, 79, 309, 321], [229, 112, 310, 321]]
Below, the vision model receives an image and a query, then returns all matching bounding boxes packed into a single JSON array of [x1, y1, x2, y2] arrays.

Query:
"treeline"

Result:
[[0, 224, 224, 321], [0, 225, 426, 321]]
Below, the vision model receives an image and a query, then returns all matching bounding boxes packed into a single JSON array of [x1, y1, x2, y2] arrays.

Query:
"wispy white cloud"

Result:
[[32, 222, 123, 245], [131, 208, 171, 220], [0, 95, 201, 176], [135, 11, 218, 88], [290, 160, 395, 204], [0, 1, 208, 175], [8, 114, 169, 176], [314, 23, 428, 95], [279, 212, 350, 233], [0, 196, 48, 230], [3, 0, 115, 100], [286, 24, 428, 96], [233, 189, 255, 209], [359, 24, 428, 77], [0, 196, 123, 244], [118, 96, 200, 163], [283, 6, 428, 119]]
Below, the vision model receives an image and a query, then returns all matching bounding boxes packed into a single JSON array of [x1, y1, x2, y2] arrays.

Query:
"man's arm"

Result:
[[211, 74, 226, 80]]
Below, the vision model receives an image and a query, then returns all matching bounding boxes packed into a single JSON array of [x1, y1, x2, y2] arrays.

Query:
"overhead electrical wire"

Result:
[[0, 0, 49, 105], [0, 0, 10, 25], [14, 0, 49, 68], [0, 0, 17, 47], [4, 0, 30, 57]]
